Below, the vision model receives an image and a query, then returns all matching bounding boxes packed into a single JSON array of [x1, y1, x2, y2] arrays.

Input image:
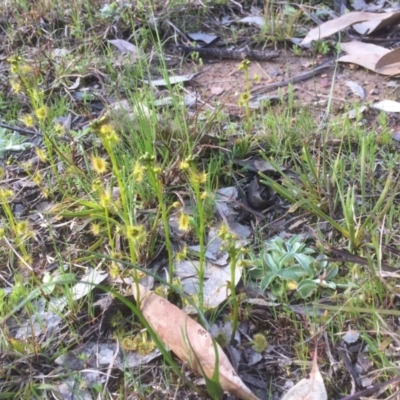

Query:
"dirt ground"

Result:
[[179, 52, 400, 117]]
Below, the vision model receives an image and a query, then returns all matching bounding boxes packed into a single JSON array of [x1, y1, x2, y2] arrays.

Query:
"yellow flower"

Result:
[[35, 148, 47, 162], [90, 223, 101, 236], [41, 188, 50, 198], [15, 221, 29, 235], [32, 172, 42, 185], [20, 64, 32, 74], [125, 224, 146, 245], [22, 114, 35, 127], [104, 131, 119, 146], [153, 166, 161, 175], [253, 74, 261, 83], [99, 190, 112, 208], [133, 161, 145, 183], [0, 188, 14, 200], [31, 89, 44, 104], [11, 80, 21, 94], [200, 191, 208, 200], [176, 246, 187, 261], [99, 123, 114, 136], [91, 179, 102, 193], [8, 55, 22, 65], [238, 59, 250, 71], [179, 160, 190, 171], [190, 170, 207, 185], [287, 281, 298, 290], [91, 155, 108, 174], [35, 106, 48, 120], [54, 123, 64, 136], [238, 92, 250, 106], [178, 212, 190, 232], [109, 262, 120, 279]]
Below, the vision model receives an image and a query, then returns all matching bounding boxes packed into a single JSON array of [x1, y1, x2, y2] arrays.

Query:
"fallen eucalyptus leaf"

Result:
[[132, 283, 260, 400], [371, 100, 400, 113], [281, 350, 327, 400], [301, 11, 400, 46]]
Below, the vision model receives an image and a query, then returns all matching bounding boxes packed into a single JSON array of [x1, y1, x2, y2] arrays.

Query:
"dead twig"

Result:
[[0, 122, 39, 136], [250, 56, 339, 97], [177, 45, 280, 61]]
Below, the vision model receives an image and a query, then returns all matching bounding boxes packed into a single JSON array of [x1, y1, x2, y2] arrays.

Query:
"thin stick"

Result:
[[0, 122, 39, 136]]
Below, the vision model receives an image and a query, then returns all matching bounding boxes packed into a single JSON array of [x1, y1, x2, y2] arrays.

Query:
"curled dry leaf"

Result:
[[301, 11, 400, 46], [338, 41, 400, 76], [280, 350, 327, 400], [131, 283, 260, 400]]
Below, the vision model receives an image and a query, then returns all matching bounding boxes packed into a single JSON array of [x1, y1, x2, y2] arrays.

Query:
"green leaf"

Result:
[[294, 253, 314, 276], [278, 252, 296, 267], [265, 253, 279, 272], [319, 280, 336, 290], [325, 264, 339, 281], [261, 272, 277, 291], [278, 266, 306, 281], [296, 279, 318, 298]]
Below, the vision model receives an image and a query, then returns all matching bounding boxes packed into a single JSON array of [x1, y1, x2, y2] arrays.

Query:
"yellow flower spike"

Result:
[[91, 155, 108, 174], [41, 188, 50, 198], [238, 59, 250, 71], [125, 224, 146, 245], [31, 89, 44, 105], [178, 212, 190, 232], [99, 191, 112, 208], [200, 191, 208, 200], [10, 80, 21, 94], [133, 161, 145, 183], [99, 123, 114, 136], [32, 172, 42, 185], [7, 55, 22, 65], [0, 188, 13, 200], [176, 245, 187, 261], [35, 148, 47, 162], [239, 92, 250, 103], [179, 160, 190, 171], [54, 123, 64, 136], [190, 170, 207, 185], [104, 131, 119, 146], [35, 106, 48, 121], [153, 166, 161, 175], [15, 221, 29, 236], [109, 262, 120, 279], [172, 201, 181, 209], [22, 114, 35, 127], [90, 223, 101, 236], [20, 64, 32, 74]]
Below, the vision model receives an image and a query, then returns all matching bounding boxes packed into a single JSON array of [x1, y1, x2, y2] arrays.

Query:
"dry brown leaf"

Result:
[[301, 11, 400, 46], [280, 350, 327, 400], [341, 41, 389, 58], [338, 41, 400, 76], [132, 283, 260, 400], [375, 47, 400, 76], [353, 11, 400, 35]]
